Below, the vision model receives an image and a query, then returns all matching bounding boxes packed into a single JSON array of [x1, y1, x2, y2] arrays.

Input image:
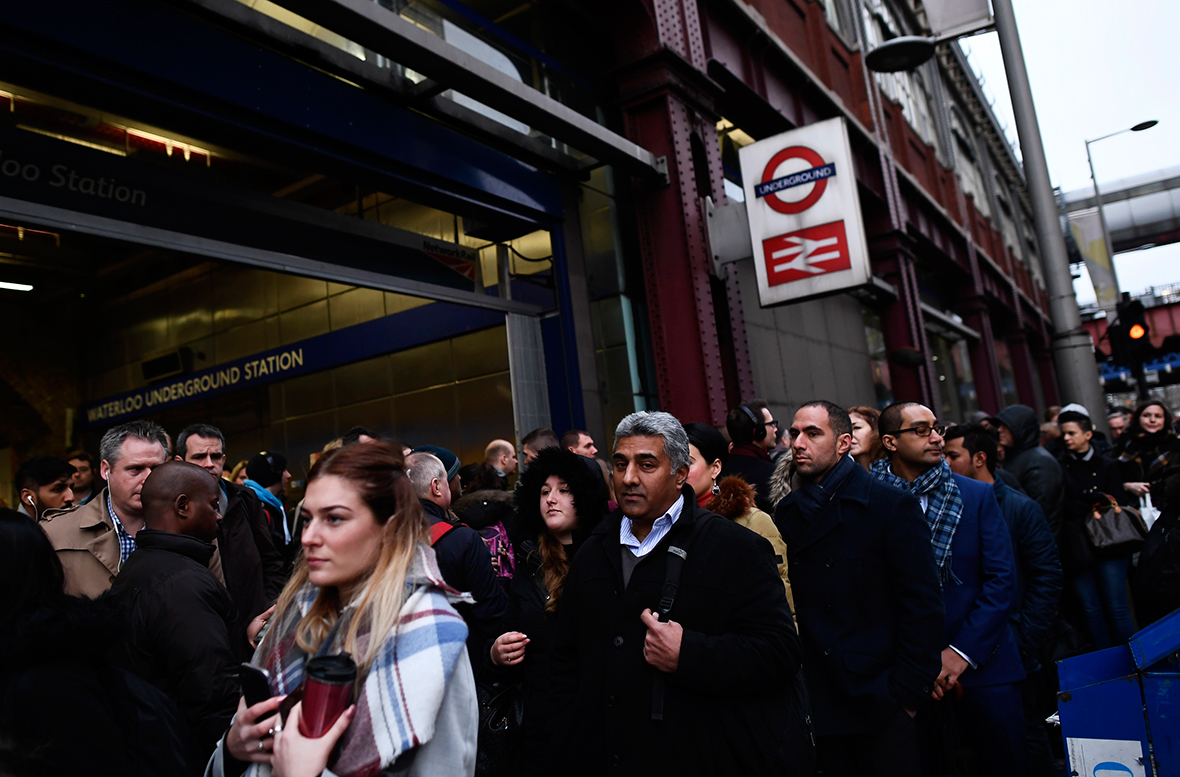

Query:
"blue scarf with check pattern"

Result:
[[871, 458, 963, 589]]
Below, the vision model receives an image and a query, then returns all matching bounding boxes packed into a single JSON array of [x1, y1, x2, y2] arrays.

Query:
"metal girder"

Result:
[[261, 0, 663, 178], [0, 196, 543, 315]]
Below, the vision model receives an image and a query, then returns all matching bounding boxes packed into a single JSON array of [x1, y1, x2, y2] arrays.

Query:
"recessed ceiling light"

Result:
[[0, 281, 34, 291]]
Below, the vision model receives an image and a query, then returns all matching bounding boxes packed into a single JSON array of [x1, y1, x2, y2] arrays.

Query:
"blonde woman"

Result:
[[211, 441, 476, 777]]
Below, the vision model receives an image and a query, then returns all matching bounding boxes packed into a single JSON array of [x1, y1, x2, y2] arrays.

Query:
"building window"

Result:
[[860, 0, 939, 147], [928, 333, 978, 423], [993, 339, 1020, 407], [862, 305, 894, 408]]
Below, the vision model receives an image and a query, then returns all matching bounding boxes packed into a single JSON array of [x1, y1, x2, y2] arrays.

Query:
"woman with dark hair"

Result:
[[847, 406, 886, 471], [489, 447, 606, 776], [0, 509, 192, 776], [682, 423, 793, 611], [215, 441, 476, 777], [1116, 401, 1180, 510]]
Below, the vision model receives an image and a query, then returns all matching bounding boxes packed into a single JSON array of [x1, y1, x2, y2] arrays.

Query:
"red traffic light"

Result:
[[1129, 323, 1147, 340]]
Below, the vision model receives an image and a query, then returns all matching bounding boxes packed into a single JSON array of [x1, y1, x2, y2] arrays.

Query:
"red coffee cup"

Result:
[[299, 654, 357, 738]]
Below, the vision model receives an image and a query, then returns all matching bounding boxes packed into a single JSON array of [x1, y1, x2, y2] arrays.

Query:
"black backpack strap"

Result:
[[651, 514, 707, 721]]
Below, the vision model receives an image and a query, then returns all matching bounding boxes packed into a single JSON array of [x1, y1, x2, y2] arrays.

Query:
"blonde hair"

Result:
[[265, 442, 427, 677]]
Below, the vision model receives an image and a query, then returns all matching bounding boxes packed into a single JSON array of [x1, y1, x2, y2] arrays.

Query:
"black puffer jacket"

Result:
[[107, 529, 240, 759], [995, 405, 1065, 536], [421, 499, 508, 672]]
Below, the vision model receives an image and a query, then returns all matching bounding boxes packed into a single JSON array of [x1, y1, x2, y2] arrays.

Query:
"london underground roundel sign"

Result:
[[758, 146, 836, 215], [738, 117, 870, 307]]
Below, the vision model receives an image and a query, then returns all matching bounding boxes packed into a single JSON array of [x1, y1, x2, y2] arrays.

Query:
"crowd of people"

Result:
[[2, 394, 1178, 777]]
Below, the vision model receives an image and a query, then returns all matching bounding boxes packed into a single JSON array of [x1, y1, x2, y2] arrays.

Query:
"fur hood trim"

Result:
[[452, 488, 514, 514], [706, 476, 757, 520]]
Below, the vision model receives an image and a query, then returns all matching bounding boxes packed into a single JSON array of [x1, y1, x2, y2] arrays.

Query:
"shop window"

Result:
[[862, 304, 893, 408], [928, 332, 978, 424], [993, 338, 1020, 407]]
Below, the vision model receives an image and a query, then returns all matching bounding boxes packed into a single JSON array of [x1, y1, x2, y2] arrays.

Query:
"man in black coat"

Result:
[[550, 411, 802, 777], [107, 461, 239, 771], [406, 449, 507, 672], [992, 404, 1065, 536], [775, 400, 943, 777], [175, 424, 286, 657]]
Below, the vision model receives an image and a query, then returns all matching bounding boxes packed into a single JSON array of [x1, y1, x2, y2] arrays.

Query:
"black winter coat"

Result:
[[107, 529, 240, 758], [0, 597, 195, 776], [216, 480, 286, 658], [775, 460, 944, 736], [1059, 449, 1134, 570], [491, 539, 563, 776], [549, 487, 803, 777], [991, 478, 1062, 671], [422, 499, 507, 670], [995, 405, 1065, 536]]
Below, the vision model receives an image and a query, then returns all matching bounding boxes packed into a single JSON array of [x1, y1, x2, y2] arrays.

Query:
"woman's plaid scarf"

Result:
[[249, 542, 471, 777], [871, 458, 963, 589]]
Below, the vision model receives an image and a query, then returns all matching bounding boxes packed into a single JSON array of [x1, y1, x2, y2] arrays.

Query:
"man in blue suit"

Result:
[[776, 400, 943, 776], [873, 402, 1026, 776]]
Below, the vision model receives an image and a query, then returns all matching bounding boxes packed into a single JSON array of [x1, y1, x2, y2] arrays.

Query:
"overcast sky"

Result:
[[959, 0, 1180, 305]]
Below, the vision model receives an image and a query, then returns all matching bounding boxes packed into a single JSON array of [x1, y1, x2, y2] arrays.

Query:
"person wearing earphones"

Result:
[[719, 400, 778, 512], [15, 456, 76, 520], [39, 420, 170, 598]]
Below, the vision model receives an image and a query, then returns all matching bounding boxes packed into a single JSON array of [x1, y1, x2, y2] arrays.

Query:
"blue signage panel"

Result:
[[83, 302, 505, 428], [754, 163, 837, 199]]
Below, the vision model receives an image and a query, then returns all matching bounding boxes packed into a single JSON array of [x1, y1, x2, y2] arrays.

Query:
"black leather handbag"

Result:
[[1085, 494, 1148, 551], [474, 680, 524, 777]]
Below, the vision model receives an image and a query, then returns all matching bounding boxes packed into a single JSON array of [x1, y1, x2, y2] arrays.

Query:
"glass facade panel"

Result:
[[862, 304, 893, 408], [929, 333, 979, 424], [993, 339, 1021, 407]]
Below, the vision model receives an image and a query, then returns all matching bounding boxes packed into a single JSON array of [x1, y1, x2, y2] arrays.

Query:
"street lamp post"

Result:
[[864, 0, 1111, 432], [1085, 120, 1159, 295], [988, 0, 1108, 428]]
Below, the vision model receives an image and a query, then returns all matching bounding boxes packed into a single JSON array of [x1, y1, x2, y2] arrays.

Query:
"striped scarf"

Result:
[[871, 458, 963, 589], [250, 543, 471, 777]]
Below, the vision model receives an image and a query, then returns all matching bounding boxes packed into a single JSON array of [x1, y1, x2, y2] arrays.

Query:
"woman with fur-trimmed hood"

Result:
[[487, 447, 608, 776], [684, 423, 794, 612]]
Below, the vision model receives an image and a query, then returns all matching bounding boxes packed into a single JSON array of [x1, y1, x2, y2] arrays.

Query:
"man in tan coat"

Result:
[[40, 419, 169, 598]]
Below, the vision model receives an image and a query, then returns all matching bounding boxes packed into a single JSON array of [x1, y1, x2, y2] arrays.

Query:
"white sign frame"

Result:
[[738, 117, 871, 307]]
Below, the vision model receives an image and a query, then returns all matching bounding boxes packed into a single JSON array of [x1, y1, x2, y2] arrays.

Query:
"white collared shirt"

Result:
[[620, 494, 685, 558]]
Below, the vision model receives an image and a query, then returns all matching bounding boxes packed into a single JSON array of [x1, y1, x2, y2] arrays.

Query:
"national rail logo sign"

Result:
[[738, 117, 870, 306], [762, 220, 852, 285]]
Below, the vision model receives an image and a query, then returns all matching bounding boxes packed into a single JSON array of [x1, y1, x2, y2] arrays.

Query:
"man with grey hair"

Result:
[[549, 411, 803, 774], [407, 450, 505, 671], [40, 419, 170, 598]]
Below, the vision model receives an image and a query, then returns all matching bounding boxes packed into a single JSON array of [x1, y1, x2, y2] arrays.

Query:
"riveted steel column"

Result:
[[613, 0, 729, 424]]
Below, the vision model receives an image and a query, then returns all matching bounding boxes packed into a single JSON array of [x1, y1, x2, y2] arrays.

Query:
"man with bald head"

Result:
[[108, 461, 239, 766]]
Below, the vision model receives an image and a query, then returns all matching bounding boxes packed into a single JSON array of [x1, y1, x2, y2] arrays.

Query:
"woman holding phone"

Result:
[[210, 441, 477, 777]]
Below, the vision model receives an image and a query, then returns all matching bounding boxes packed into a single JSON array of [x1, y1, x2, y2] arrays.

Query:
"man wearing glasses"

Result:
[[775, 400, 943, 776], [721, 399, 779, 512], [872, 402, 1025, 776]]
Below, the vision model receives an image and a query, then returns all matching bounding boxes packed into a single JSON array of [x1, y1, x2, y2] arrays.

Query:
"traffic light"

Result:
[[1119, 298, 1152, 360], [1113, 295, 1153, 399]]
